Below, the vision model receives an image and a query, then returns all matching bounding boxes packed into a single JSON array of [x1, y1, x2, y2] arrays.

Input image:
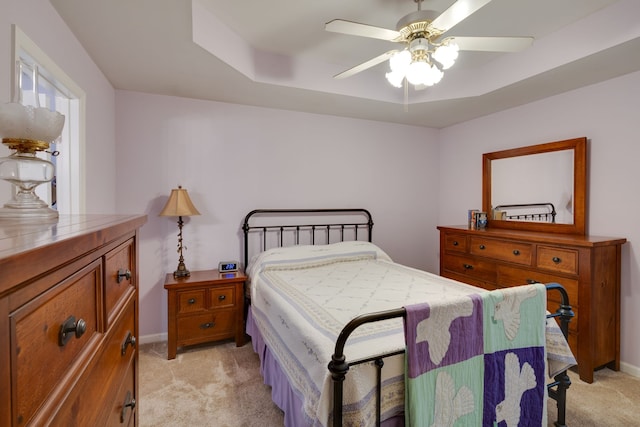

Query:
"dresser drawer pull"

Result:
[[526, 279, 539, 284], [120, 390, 136, 423], [513, 249, 520, 256], [121, 331, 137, 356], [452, 241, 459, 246], [117, 268, 132, 283], [463, 264, 474, 270], [479, 244, 486, 250], [552, 256, 562, 264], [200, 322, 215, 329], [218, 295, 226, 301], [188, 298, 197, 304], [58, 315, 87, 347]]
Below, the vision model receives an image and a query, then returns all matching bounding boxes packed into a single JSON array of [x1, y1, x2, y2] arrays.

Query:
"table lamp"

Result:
[[159, 186, 200, 277]]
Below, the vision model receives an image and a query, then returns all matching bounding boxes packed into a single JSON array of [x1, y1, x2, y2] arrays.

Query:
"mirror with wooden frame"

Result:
[[482, 137, 587, 234]]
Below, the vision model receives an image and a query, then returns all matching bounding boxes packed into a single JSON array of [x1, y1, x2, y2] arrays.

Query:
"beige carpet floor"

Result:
[[139, 340, 640, 426]]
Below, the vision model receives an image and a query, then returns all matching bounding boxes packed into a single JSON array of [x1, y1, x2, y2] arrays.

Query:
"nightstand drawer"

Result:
[[177, 311, 235, 342], [178, 289, 206, 313], [210, 286, 235, 308], [469, 237, 532, 265], [537, 246, 578, 275]]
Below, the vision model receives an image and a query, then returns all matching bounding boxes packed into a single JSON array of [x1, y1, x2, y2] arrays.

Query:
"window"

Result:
[[12, 25, 86, 214]]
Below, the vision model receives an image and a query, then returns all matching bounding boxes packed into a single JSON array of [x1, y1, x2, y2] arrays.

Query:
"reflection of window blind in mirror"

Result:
[[491, 150, 574, 224]]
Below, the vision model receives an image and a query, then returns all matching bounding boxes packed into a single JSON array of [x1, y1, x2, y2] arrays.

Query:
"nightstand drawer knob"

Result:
[[479, 244, 486, 250], [463, 264, 473, 270], [552, 256, 562, 264], [200, 322, 215, 329], [218, 295, 226, 301], [452, 241, 459, 246], [188, 298, 196, 304], [513, 249, 520, 256]]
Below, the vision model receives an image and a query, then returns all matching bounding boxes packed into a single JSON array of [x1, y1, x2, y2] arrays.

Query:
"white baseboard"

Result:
[[620, 361, 640, 378], [139, 332, 167, 345]]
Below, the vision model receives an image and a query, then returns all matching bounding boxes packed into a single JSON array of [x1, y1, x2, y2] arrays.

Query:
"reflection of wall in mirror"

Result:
[[491, 150, 574, 224]]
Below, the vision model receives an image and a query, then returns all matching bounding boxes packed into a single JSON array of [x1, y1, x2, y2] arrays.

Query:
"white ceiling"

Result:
[[49, 0, 640, 128]]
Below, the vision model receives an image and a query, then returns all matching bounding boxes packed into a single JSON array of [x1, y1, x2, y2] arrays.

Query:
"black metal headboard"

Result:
[[494, 202, 557, 222], [242, 209, 373, 269]]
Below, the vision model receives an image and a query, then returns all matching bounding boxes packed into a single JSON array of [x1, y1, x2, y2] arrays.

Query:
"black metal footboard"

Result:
[[328, 283, 574, 427]]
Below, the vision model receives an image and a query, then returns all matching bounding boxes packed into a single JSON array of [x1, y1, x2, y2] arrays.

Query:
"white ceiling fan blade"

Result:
[[431, 0, 493, 33], [452, 36, 533, 52], [334, 50, 398, 79], [325, 19, 400, 41]]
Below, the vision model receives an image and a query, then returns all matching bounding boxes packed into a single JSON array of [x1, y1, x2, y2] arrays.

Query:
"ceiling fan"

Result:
[[325, 0, 533, 88]]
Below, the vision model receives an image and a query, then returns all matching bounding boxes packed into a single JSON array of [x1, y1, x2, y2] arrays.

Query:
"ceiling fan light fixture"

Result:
[[432, 40, 459, 69], [409, 37, 429, 53], [406, 60, 430, 85], [385, 70, 405, 88], [389, 50, 411, 73]]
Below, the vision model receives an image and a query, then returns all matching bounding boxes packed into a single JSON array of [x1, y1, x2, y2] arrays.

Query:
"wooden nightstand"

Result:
[[164, 269, 246, 360]]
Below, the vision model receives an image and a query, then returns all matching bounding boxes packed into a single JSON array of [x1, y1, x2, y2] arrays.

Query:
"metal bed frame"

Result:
[[242, 209, 573, 427]]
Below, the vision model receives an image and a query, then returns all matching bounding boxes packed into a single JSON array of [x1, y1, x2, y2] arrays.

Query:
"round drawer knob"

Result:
[[218, 295, 226, 301], [58, 315, 87, 347], [552, 256, 562, 264], [513, 249, 520, 256], [479, 244, 486, 250], [452, 241, 459, 246], [117, 268, 132, 283], [463, 264, 473, 270], [188, 298, 196, 304]]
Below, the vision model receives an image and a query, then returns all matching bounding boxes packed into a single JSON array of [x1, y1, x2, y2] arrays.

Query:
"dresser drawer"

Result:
[[178, 289, 206, 314], [442, 254, 497, 283], [537, 246, 578, 275], [105, 239, 135, 324], [469, 237, 532, 265], [443, 233, 468, 253], [497, 265, 579, 307], [209, 286, 235, 309], [12, 260, 102, 426], [49, 297, 136, 427], [177, 311, 235, 343], [107, 357, 136, 426]]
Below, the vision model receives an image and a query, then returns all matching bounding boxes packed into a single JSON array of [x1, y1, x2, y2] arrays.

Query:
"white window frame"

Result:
[[12, 25, 86, 214]]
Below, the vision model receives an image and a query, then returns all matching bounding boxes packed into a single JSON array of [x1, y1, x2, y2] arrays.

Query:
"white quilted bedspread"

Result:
[[247, 241, 574, 427]]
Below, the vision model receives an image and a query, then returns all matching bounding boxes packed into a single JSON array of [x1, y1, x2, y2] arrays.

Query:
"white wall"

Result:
[[114, 91, 440, 340], [438, 70, 640, 375], [0, 0, 117, 213]]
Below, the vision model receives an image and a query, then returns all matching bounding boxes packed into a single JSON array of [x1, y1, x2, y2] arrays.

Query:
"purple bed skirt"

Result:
[[246, 309, 404, 427]]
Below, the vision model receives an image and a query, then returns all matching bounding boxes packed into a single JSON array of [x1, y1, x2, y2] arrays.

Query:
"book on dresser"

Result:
[[438, 224, 626, 384]]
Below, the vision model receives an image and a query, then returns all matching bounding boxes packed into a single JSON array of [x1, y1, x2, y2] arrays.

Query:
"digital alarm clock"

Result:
[[218, 261, 239, 273]]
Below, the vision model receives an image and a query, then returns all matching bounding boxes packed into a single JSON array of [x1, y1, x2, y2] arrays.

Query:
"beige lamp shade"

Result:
[[159, 186, 200, 217]]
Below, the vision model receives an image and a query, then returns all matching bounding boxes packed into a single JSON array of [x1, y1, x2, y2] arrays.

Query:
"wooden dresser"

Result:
[[0, 214, 147, 426], [438, 225, 626, 383]]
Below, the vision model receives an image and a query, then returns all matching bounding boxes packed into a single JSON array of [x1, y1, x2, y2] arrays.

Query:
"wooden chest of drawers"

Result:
[[438, 225, 626, 383], [0, 214, 146, 426]]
